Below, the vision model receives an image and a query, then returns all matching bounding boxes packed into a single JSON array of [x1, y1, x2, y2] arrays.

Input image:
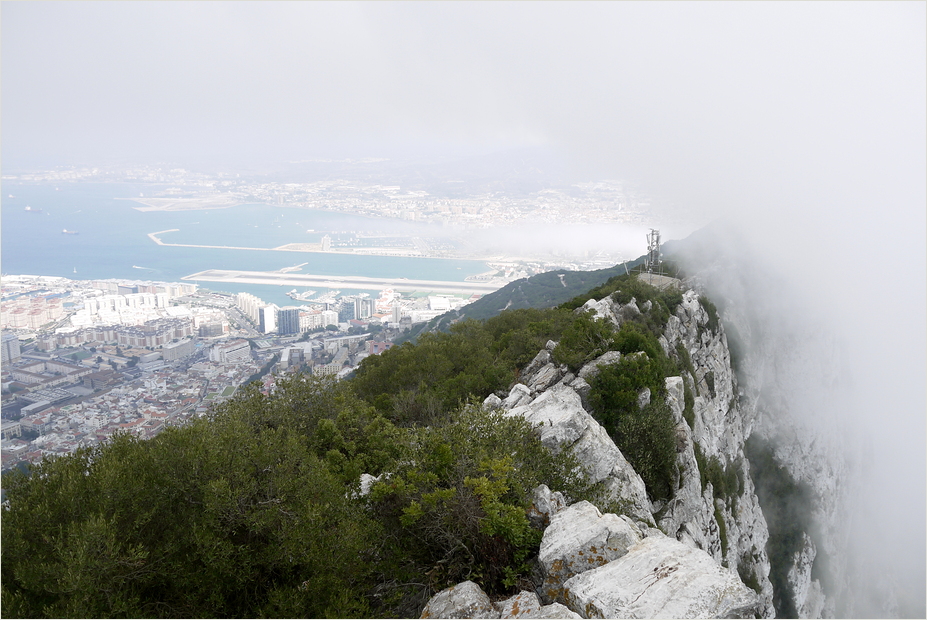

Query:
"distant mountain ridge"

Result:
[[458, 258, 649, 320]]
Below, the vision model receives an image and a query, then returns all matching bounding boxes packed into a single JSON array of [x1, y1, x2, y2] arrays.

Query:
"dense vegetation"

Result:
[[354, 272, 689, 504], [3, 272, 714, 618], [2, 377, 590, 618]]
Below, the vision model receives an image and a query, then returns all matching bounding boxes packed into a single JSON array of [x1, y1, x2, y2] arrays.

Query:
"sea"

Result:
[[0, 182, 491, 306]]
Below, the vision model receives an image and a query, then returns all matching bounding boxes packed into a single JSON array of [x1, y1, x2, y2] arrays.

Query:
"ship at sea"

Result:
[[62, 229, 79, 235], [24, 206, 43, 212]]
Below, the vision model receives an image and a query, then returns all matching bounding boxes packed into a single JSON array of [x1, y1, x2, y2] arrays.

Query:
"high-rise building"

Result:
[[277, 308, 300, 335], [198, 322, 224, 337], [236, 292, 266, 323], [1, 332, 22, 365], [338, 302, 356, 322], [354, 298, 375, 320], [259, 305, 277, 334], [210, 339, 251, 364], [162, 338, 194, 361]]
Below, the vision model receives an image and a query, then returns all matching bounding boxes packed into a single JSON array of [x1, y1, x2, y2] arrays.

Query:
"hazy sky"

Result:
[[3, 2, 925, 614]]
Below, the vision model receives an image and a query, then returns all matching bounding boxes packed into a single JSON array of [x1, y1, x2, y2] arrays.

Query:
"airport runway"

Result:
[[181, 269, 507, 295]]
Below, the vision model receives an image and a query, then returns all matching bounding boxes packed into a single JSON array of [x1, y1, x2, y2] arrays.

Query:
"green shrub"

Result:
[[613, 320, 662, 360], [676, 344, 697, 381], [682, 379, 696, 429], [693, 441, 742, 508], [699, 295, 720, 334], [703, 370, 715, 398], [552, 311, 619, 372], [1, 393, 380, 619], [354, 308, 575, 421], [367, 405, 591, 613], [589, 358, 677, 502]]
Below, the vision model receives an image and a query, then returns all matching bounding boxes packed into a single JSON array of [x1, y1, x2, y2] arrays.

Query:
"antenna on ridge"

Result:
[[646, 229, 661, 282]]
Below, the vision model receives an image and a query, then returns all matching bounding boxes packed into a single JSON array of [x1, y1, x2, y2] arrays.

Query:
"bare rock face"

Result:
[[577, 351, 622, 381], [503, 383, 533, 409], [495, 590, 543, 618], [517, 603, 581, 619], [580, 297, 618, 325], [481, 288, 783, 618], [527, 484, 568, 529], [788, 533, 826, 618], [656, 293, 776, 616], [505, 384, 653, 525], [537, 500, 642, 604], [421, 584, 583, 619], [562, 534, 761, 619], [493, 591, 582, 619], [420, 581, 498, 619], [483, 393, 503, 410]]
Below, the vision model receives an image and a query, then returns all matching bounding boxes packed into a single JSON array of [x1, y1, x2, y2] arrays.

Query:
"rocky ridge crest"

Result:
[[422, 288, 776, 618]]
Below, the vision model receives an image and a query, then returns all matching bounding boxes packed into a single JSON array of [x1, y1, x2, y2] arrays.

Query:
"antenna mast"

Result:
[[646, 229, 661, 276]]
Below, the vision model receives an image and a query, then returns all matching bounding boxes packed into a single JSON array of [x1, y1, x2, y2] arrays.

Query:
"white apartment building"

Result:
[[299, 309, 339, 332], [209, 339, 251, 364]]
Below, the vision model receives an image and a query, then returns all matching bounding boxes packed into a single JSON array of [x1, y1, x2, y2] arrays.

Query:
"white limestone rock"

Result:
[[523, 349, 552, 380], [788, 533, 826, 619], [562, 534, 760, 619], [580, 298, 617, 324], [495, 591, 542, 618], [521, 603, 581, 619], [527, 484, 567, 529], [637, 386, 651, 409], [495, 592, 581, 619], [538, 501, 642, 604], [506, 385, 652, 524], [358, 473, 381, 496], [503, 383, 533, 409], [577, 351, 622, 381], [527, 363, 562, 393], [483, 393, 503, 410], [420, 580, 498, 619], [567, 376, 592, 411]]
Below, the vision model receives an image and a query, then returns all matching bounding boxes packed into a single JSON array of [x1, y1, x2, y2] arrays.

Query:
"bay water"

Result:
[[1, 183, 490, 306]]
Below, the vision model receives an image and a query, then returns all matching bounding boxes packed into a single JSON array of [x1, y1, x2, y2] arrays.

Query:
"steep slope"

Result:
[[664, 219, 854, 617], [456, 258, 647, 322], [424, 281, 777, 618], [397, 257, 648, 343]]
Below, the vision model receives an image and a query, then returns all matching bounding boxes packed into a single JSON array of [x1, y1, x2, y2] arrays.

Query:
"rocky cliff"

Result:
[[423, 284, 780, 618]]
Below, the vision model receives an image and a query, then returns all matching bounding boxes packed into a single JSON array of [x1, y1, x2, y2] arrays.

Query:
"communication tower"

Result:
[[646, 229, 661, 274]]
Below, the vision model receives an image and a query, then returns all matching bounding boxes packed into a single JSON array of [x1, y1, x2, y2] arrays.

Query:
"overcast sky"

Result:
[[3, 2, 925, 614]]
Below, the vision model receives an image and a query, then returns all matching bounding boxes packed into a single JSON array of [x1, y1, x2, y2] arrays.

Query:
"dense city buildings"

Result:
[[0, 273, 479, 472]]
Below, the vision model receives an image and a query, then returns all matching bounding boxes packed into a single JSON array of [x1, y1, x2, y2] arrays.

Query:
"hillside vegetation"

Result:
[[2, 272, 699, 619]]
